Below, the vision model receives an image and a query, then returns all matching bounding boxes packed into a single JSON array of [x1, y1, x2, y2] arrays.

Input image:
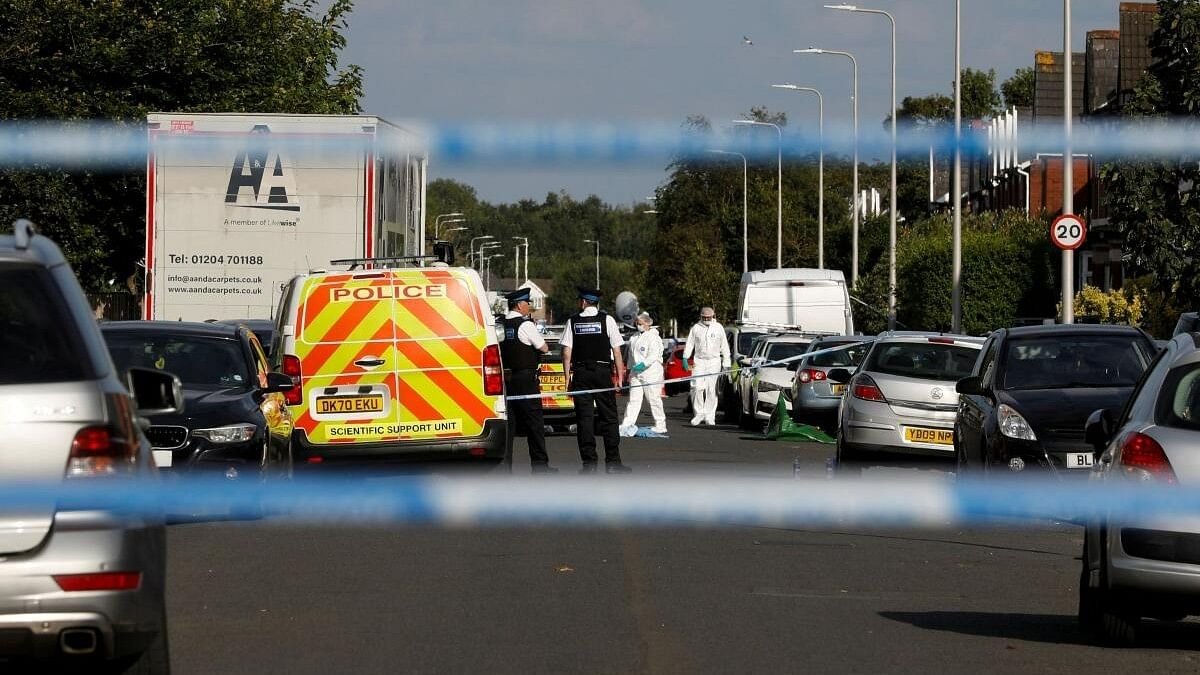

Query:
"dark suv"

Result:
[[954, 324, 1157, 478], [102, 321, 295, 482]]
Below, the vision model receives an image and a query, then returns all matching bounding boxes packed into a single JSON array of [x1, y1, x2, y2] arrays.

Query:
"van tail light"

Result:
[[1119, 432, 1177, 484], [282, 355, 303, 406], [797, 368, 826, 384], [483, 344, 503, 396], [852, 374, 887, 403], [67, 426, 137, 478]]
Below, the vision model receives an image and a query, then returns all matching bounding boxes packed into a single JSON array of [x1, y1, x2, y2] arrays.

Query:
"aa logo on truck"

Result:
[[225, 124, 300, 213]]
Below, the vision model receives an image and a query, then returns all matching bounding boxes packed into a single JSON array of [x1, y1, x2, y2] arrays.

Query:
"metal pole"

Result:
[[742, 155, 748, 273], [776, 126, 782, 269], [595, 241, 600, 289], [886, 10, 897, 332], [514, 245, 520, 285], [1062, 0, 1074, 324], [952, 0, 963, 333], [523, 242, 529, 283], [817, 92, 824, 269]]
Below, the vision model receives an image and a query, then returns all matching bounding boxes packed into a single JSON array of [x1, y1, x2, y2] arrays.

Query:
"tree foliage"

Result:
[[1103, 0, 1200, 313], [1001, 67, 1035, 109], [0, 0, 363, 291]]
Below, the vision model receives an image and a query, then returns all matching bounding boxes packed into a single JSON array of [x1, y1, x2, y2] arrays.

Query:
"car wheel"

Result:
[[835, 436, 863, 477], [101, 609, 170, 674], [1079, 530, 1140, 646]]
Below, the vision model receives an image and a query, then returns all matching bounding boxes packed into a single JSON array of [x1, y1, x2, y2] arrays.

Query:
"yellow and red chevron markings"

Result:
[[292, 269, 499, 444]]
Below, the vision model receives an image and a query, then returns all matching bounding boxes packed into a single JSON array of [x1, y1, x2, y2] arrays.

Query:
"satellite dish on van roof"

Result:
[[615, 291, 639, 324]]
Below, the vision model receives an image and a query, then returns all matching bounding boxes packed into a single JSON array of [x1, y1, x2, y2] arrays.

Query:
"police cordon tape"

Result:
[[505, 340, 867, 401], [5, 119, 1200, 167], [6, 475, 1200, 528]]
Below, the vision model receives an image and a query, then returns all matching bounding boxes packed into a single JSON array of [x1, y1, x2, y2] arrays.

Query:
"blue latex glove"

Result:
[[681, 358, 691, 372], [631, 362, 648, 374]]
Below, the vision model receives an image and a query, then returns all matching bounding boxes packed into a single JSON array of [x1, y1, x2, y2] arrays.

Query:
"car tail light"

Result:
[[282, 355, 303, 406], [797, 368, 826, 384], [928, 337, 955, 344], [1119, 432, 1177, 484], [66, 426, 137, 478], [483, 344, 503, 396], [53, 572, 141, 592], [852, 375, 887, 403]]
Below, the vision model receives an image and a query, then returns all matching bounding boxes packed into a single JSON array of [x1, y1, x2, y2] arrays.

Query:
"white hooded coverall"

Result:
[[621, 326, 666, 431], [683, 319, 731, 424]]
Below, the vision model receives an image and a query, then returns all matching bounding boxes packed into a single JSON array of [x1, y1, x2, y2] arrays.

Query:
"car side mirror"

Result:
[[956, 376, 985, 396], [126, 367, 184, 416], [826, 368, 852, 384], [261, 371, 296, 395], [1084, 408, 1115, 452], [737, 356, 749, 367]]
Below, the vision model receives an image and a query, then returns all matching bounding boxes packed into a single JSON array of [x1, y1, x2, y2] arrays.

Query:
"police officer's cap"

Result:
[[505, 288, 532, 304], [576, 286, 601, 302]]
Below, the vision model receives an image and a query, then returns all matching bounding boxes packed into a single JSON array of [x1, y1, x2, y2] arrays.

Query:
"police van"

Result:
[[272, 259, 509, 468]]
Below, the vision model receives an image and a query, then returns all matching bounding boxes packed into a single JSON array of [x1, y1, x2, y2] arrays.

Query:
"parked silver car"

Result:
[[0, 221, 179, 672], [1079, 330, 1200, 645], [832, 333, 984, 470], [789, 335, 876, 429]]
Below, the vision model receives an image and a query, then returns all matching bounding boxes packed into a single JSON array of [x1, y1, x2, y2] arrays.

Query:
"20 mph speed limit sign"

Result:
[[1051, 214, 1087, 250]]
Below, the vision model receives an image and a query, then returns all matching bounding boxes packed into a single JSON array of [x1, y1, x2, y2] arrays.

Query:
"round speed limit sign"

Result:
[[1050, 214, 1087, 250]]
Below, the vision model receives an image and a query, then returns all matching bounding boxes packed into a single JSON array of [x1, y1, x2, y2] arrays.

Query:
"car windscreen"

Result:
[[738, 332, 761, 355], [763, 342, 809, 366], [1000, 335, 1153, 390], [0, 266, 95, 385], [104, 333, 252, 390], [542, 338, 563, 361], [863, 341, 979, 382], [808, 340, 872, 368]]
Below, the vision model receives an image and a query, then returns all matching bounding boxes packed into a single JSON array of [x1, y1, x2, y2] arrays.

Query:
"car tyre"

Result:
[[101, 610, 170, 674], [835, 436, 863, 477], [1078, 530, 1140, 646]]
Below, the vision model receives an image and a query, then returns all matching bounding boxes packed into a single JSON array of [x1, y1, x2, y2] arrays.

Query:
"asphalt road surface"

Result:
[[166, 395, 1200, 674]]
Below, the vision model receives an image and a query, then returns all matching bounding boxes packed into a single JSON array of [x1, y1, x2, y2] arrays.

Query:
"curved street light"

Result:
[[771, 84, 825, 269], [795, 47, 858, 285], [732, 119, 783, 269], [824, 3, 897, 330]]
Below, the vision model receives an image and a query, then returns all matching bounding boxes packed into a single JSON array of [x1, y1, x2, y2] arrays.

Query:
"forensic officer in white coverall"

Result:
[[620, 312, 667, 433], [683, 306, 731, 426]]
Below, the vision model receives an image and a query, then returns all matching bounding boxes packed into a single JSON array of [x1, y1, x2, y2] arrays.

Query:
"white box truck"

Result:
[[144, 113, 427, 321], [736, 268, 854, 335]]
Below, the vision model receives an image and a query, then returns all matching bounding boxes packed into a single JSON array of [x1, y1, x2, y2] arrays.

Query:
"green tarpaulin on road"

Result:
[[763, 396, 836, 444]]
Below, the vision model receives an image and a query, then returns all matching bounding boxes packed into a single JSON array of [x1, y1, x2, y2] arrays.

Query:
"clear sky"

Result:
[[341, 1, 1126, 206]]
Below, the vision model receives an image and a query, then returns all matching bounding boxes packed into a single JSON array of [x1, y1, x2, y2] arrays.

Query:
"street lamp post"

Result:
[[434, 212, 464, 237], [582, 239, 600, 289], [952, 0, 963, 332], [732, 120, 783, 269], [771, 84, 825, 269], [475, 243, 501, 271], [512, 236, 529, 283], [825, 4, 897, 330], [485, 254, 503, 291], [469, 235, 495, 269], [708, 150, 748, 273], [1062, 0, 1074, 324], [435, 217, 466, 239], [795, 48, 858, 284]]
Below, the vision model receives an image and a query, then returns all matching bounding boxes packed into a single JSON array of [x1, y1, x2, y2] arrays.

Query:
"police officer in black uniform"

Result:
[[561, 286, 632, 474], [501, 288, 557, 474]]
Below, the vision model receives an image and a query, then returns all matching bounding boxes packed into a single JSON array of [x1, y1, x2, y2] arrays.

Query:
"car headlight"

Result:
[[998, 404, 1037, 441], [759, 381, 782, 392], [193, 424, 257, 444]]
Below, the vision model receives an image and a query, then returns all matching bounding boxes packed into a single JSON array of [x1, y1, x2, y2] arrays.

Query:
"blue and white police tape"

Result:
[[4, 119, 1200, 167], [505, 340, 867, 401], [4, 475, 1200, 528]]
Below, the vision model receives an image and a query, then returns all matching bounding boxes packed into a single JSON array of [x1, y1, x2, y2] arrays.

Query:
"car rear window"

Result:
[[764, 342, 809, 365], [0, 267, 94, 385], [863, 341, 979, 382], [105, 333, 251, 390], [1000, 335, 1153, 390], [808, 341, 872, 368]]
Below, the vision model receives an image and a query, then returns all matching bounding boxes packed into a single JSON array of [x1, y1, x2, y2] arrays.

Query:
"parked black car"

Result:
[[212, 318, 277, 359], [954, 324, 1158, 478], [101, 321, 295, 481]]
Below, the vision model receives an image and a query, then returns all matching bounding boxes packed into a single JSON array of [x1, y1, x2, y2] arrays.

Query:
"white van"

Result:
[[736, 268, 854, 335]]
